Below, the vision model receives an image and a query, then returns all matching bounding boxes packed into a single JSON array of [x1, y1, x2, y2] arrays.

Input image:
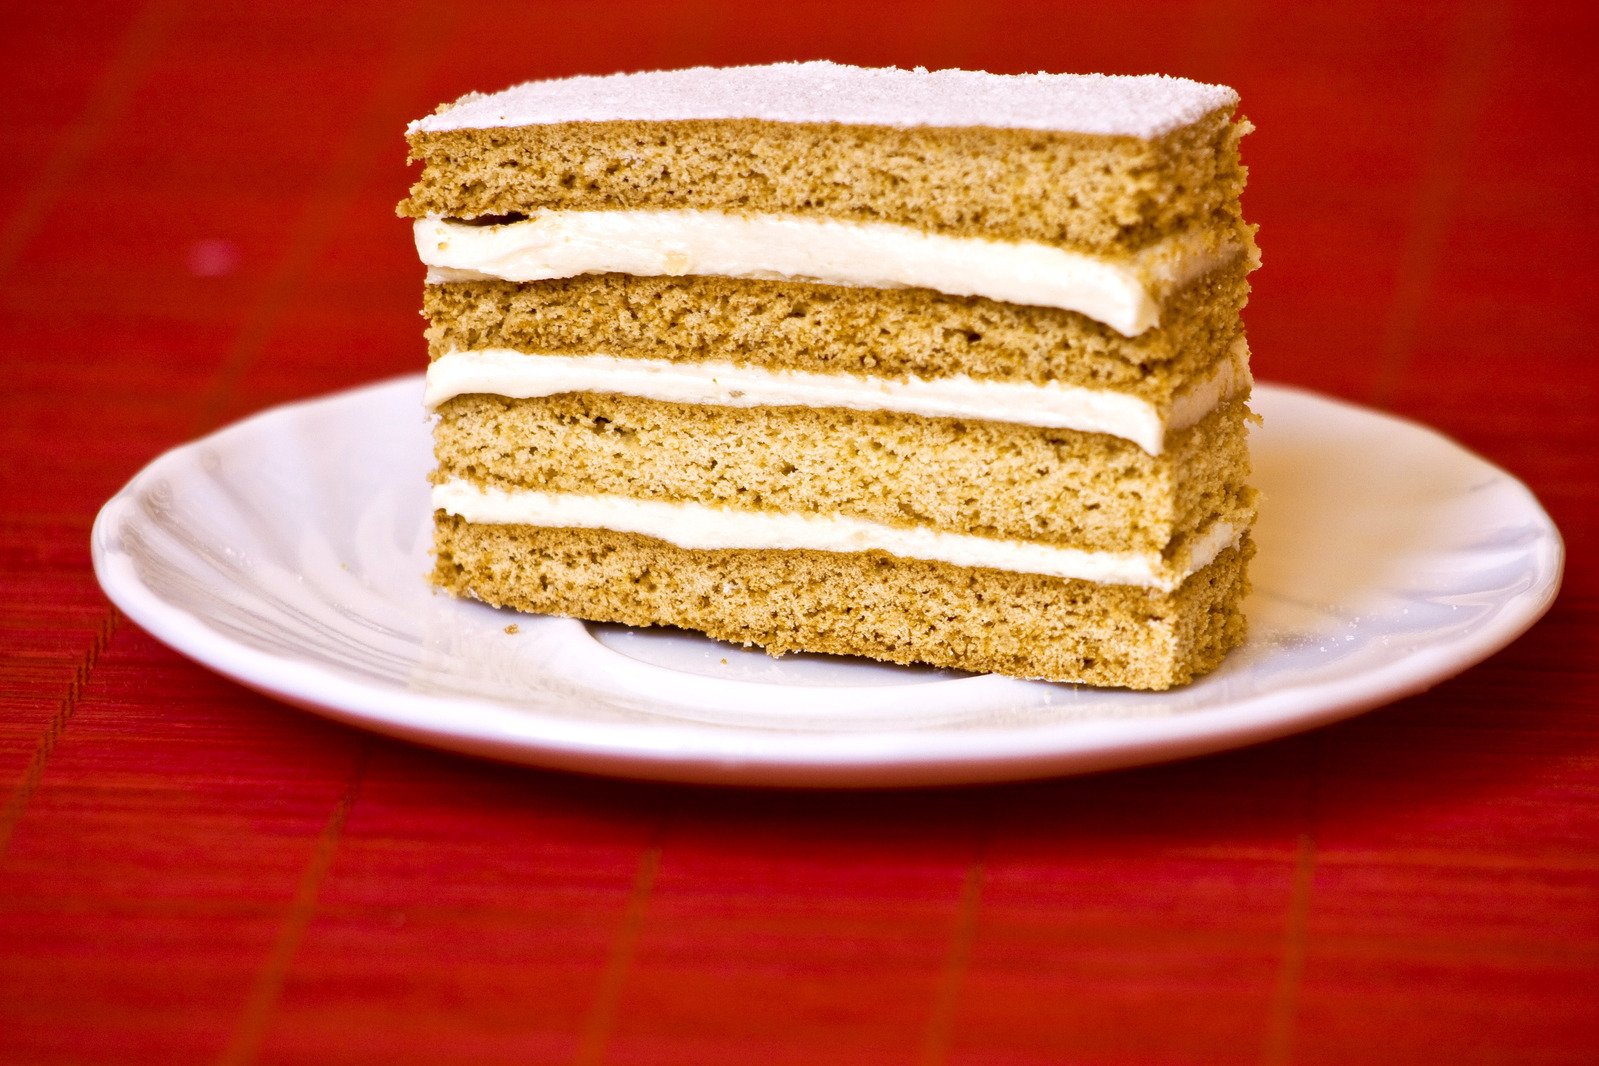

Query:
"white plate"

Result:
[[91, 378, 1563, 787]]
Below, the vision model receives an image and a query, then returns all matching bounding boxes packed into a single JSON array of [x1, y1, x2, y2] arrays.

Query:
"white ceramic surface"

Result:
[[91, 378, 1564, 787]]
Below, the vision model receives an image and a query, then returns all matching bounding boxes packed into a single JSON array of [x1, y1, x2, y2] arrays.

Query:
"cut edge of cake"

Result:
[[403, 62, 1259, 690]]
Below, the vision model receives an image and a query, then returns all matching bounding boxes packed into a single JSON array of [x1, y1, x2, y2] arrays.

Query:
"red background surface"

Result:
[[3, 1, 1596, 1062]]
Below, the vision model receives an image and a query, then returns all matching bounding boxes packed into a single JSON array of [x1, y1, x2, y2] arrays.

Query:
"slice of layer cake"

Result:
[[400, 61, 1259, 690]]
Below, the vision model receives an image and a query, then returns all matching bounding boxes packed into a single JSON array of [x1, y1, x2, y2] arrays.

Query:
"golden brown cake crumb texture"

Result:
[[432, 518, 1253, 690], [434, 395, 1254, 555], [423, 261, 1250, 400], [408, 79, 1259, 688], [400, 111, 1249, 256]]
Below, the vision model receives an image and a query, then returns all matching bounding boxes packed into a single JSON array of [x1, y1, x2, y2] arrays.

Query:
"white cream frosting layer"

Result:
[[424, 341, 1251, 455], [415, 211, 1240, 337], [412, 62, 1238, 140], [433, 480, 1243, 591]]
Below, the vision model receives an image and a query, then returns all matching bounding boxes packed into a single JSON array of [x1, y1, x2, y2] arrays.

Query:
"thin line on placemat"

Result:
[[0, 0, 184, 279], [0, 0, 180, 857], [919, 809, 991, 1066], [0, 609, 120, 860], [1261, 831, 1317, 1065], [190, 0, 446, 433], [218, 741, 371, 1066], [572, 817, 668, 1066], [1181, 846, 1599, 874], [1369, 0, 1504, 409], [1262, 735, 1325, 1066], [1, 0, 440, 874]]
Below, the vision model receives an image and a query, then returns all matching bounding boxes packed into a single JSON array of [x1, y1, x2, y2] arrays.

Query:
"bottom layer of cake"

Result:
[[433, 515, 1252, 690]]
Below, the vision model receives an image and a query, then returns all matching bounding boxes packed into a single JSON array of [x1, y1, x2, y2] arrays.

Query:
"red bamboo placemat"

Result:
[[3, 1, 1595, 1062]]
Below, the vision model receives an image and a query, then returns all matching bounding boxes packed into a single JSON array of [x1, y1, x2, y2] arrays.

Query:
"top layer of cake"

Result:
[[400, 63, 1250, 257], [410, 61, 1239, 140]]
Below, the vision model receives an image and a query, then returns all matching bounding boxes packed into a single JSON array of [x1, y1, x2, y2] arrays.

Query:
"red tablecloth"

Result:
[[4, 1, 1595, 1062]]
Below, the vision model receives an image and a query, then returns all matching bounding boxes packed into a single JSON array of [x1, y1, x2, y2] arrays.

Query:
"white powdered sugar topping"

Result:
[[410, 61, 1238, 140]]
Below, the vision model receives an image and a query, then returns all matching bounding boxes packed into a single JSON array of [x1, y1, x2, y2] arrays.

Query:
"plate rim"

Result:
[[90, 376, 1566, 787]]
